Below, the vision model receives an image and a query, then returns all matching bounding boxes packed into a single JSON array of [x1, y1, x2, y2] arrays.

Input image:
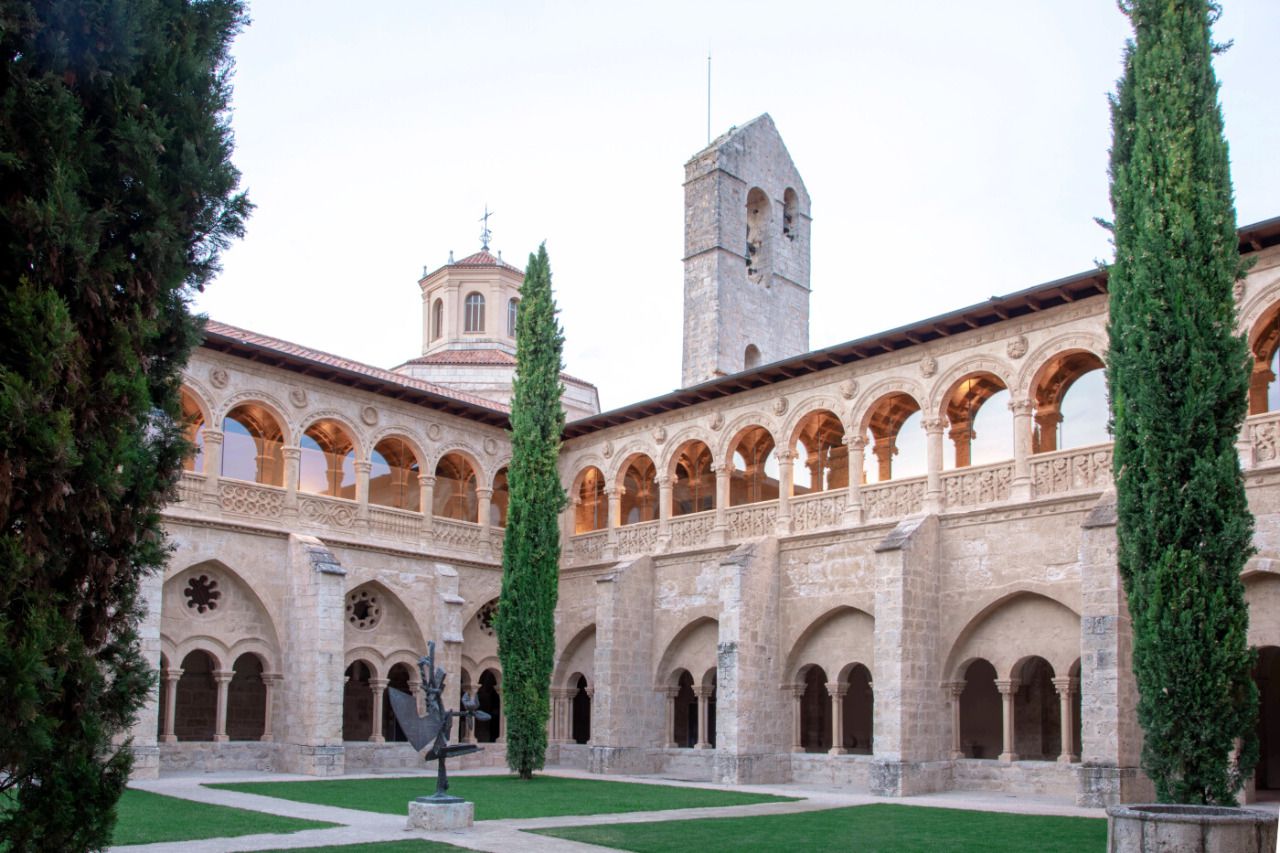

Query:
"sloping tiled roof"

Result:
[[201, 320, 511, 424], [398, 348, 598, 387], [455, 249, 523, 272], [406, 349, 517, 366]]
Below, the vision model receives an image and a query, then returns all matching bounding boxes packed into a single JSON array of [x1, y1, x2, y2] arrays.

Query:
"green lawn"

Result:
[[535, 803, 1107, 853], [113, 788, 336, 846], [251, 843, 464, 853], [209, 774, 794, 820]]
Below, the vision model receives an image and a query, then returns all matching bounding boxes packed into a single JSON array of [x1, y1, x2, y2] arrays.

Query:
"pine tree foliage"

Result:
[[496, 243, 567, 780], [0, 1, 250, 848], [1106, 0, 1257, 805]]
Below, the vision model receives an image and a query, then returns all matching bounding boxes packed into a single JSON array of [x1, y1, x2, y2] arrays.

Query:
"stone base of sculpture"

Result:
[[407, 798, 474, 830]]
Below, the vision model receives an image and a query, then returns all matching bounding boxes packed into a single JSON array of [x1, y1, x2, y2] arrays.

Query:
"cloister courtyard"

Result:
[[109, 766, 1159, 852]]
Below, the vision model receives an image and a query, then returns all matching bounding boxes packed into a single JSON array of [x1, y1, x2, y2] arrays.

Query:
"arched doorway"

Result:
[[800, 665, 831, 753], [343, 660, 374, 741], [959, 659, 1001, 759], [1255, 646, 1280, 792], [571, 675, 591, 744], [226, 653, 266, 741], [383, 662, 412, 743], [174, 650, 218, 741], [672, 670, 696, 748], [1013, 657, 1060, 761], [842, 663, 874, 754], [475, 669, 501, 742]]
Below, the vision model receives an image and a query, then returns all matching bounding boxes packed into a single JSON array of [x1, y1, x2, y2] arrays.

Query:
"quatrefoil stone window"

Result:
[[347, 588, 382, 630], [183, 574, 221, 615]]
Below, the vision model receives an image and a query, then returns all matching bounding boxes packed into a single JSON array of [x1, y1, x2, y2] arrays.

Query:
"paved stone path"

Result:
[[113, 765, 1194, 853]]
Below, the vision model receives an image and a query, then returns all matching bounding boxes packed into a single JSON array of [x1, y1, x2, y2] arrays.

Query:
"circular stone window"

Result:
[[476, 600, 498, 637], [347, 588, 382, 630], [183, 574, 222, 615]]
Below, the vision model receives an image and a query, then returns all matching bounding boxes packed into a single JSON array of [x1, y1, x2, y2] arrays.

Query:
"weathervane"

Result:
[[479, 205, 495, 251]]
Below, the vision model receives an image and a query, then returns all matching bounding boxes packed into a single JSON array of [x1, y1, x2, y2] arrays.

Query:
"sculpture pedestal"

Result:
[[407, 798, 474, 831]]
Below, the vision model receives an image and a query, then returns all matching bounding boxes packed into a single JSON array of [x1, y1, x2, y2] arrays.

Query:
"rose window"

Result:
[[347, 588, 382, 630], [183, 574, 221, 614], [476, 600, 498, 637]]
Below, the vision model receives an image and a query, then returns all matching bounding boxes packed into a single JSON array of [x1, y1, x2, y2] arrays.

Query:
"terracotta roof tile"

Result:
[[399, 348, 597, 388], [452, 249, 524, 273], [202, 320, 511, 414], [405, 349, 517, 366]]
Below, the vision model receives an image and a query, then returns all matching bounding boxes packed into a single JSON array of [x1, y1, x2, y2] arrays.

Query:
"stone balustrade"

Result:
[[1029, 444, 1113, 498], [173, 471, 500, 559]]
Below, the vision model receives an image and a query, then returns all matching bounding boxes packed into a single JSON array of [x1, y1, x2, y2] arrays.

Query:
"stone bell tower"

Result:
[[681, 114, 811, 388]]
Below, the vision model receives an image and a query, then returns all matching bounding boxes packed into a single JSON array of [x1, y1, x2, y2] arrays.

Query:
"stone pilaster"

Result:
[[200, 428, 224, 509], [775, 451, 794, 536], [843, 434, 866, 524], [126, 565, 164, 778], [589, 556, 663, 773], [923, 419, 945, 513], [281, 445, 301, 518], [1076, 491, 1151, 805], [354, 459, 372, 530], [1009, 398, 1033, 501], [433, 562, 465, 714], [656, 475, 672, 552], [871, 513, 945, 795], [714, 539, 788, 784], [278, 534, 347, 775]]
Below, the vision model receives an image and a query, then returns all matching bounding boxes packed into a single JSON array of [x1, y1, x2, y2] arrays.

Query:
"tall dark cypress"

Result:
[[0, 1, 250, 848], [1106, 0, 1257, 805], [496, 243, 567, 779]]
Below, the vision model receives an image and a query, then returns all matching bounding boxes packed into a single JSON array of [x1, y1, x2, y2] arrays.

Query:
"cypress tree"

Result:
[[496, 243, 567, 780], [0, 1, 250, 848], [1106, 0, 1257, 805]]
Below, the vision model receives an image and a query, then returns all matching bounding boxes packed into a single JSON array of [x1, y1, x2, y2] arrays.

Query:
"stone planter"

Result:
[[1107, 804, 1277, 853]]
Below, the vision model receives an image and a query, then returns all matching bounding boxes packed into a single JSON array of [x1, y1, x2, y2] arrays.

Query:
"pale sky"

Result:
[[194, 1, 1280, 413]]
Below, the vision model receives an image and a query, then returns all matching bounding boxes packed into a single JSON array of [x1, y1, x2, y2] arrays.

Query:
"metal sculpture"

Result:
[[387, 640, 491, 803]]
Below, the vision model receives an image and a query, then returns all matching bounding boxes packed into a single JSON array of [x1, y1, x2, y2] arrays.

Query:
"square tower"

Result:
[[681, 114, 811, 387]]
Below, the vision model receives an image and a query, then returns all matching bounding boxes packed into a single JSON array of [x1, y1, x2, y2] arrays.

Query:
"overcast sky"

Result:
[[194, 1, 1280, 412]]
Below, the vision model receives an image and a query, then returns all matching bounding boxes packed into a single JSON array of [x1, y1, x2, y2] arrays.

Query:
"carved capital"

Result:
[[1008, 397, 1034, 416], [845, 434, 867, 452], [922, 417, 948, 434], [995, 678, 1020, 695], [202, 428, 225, 447], [352, 459, 373, 474]]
